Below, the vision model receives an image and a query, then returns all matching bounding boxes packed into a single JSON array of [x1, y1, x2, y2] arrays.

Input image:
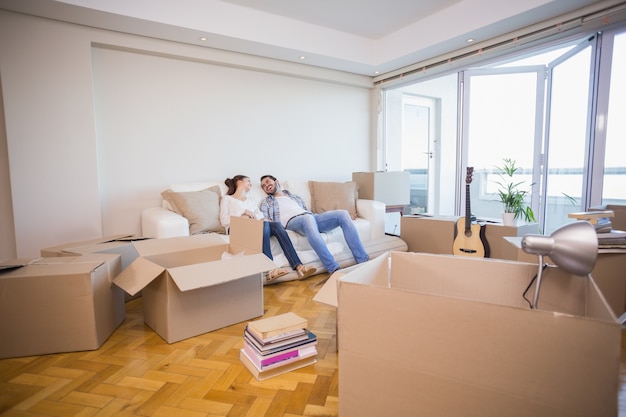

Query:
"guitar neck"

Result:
[[465, 183, 471, 232]]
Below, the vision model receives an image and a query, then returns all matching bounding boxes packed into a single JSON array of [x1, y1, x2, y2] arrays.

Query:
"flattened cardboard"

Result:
[[337, 252, 620, 417], [113, 229, 275, 343], [0, 254, 125, 359]]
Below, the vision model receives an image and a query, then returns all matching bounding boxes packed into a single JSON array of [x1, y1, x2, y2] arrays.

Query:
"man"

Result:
[[259, 175, 368, 274]]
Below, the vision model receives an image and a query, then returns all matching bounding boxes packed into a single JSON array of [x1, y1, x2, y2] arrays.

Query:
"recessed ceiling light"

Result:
[[374, 71, 380, 75], [199, 37, 208, 41], [467, 38, 474, 43], [299, 56, 306, 60]]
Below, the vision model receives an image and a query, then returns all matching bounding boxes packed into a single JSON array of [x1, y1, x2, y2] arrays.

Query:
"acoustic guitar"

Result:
[[452, 167, 489, 257]]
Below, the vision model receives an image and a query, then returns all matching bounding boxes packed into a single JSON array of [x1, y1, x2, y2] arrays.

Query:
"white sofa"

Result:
[[141, 180, 407, 283]]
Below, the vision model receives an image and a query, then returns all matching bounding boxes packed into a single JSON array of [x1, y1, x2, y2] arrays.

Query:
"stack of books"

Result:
[[568, 210, 614, 233], [568, 210, 626, 250], [240, 312, 317, 380], [596, 229, 626, 250]]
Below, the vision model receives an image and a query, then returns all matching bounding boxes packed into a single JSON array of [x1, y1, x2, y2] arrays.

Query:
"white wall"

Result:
[[0, 78, 15, 260], [0, 10, 374, 258]]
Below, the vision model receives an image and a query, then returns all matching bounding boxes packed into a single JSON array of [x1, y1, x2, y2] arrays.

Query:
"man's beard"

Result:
[[266, 183, 279, 195]]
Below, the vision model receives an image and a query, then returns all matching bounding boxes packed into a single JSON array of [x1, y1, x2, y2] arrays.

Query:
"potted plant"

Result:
[[495, 158, 536, 226]]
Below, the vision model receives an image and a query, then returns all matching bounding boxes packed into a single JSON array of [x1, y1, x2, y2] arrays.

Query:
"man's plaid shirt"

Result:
[[260, 190, 309, 224]]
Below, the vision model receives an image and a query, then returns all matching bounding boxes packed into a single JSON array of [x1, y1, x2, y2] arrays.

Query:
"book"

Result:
[[244, 328, 315, 352], [568, 210, 614, 221], [244, 328, 317, 355], [597, 229, 626, 240], [594, 219, 612, 233], [245, 326, 306, 345], [242, 341, 317, 369], [239, 348, 317, 381], [599, 248, 626, 253], [598, 238, 626, 245], [247, 312, 308, 341]]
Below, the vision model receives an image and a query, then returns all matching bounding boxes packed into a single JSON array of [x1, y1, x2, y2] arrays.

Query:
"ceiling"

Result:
[[0, 0, 617, 76], [220, 0, 461, 39]]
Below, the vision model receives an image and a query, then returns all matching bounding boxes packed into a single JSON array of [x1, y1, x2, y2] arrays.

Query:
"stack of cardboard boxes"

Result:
[[0, 216, 275, 357]]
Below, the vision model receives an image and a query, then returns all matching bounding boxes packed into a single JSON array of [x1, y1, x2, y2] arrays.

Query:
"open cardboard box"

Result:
[[336, 252, 620, 417], [0, 253, 125, 359], [504, 235, 626, 318], [113, 217, 276, 343]]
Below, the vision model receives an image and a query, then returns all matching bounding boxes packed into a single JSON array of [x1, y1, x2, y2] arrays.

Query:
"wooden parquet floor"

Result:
[[0, 273, 338, 417], [3, 272, 626, 416]]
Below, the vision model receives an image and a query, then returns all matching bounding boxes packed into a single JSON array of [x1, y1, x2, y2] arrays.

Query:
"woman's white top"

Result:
[[219, 194, 264, 230]]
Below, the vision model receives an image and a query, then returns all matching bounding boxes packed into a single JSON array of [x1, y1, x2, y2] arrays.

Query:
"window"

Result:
[[602, 31, 626, 205], [383, 74, 458, 216], [382, 25, 626, 234]]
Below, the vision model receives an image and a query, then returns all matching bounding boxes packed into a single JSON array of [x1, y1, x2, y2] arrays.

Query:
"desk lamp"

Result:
[[521, 221, 598, 309]]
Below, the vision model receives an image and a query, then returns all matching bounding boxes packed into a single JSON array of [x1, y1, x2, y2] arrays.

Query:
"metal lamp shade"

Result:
[[521, 221, 598, 308]]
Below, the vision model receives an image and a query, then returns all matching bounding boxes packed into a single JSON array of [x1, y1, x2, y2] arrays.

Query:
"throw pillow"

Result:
[[160, 186, 225, 234], [309, 181, 358, 218]]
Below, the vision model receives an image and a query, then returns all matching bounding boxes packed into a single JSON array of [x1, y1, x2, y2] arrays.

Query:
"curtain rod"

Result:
[[374, 1, 626, 86]]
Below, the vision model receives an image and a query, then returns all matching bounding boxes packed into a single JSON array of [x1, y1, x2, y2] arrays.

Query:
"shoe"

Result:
[[265, 268, 289, 283], [296, 264, 317, 280]]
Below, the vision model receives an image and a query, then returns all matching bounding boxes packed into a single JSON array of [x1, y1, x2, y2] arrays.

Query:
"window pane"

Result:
[[603, 31, 626, 205], [466, 71, 538, 221], [385, 74, 458, 215], [544, 46, 591, 234]]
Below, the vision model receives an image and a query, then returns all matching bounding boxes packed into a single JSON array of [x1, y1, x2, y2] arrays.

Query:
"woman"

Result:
[[219, 175, 316, 283]]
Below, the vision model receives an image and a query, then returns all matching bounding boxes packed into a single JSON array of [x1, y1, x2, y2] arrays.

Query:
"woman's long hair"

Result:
[[224, 175, 248, 196]]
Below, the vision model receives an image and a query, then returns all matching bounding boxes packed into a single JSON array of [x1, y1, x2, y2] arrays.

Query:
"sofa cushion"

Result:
[[309, 181, 358, 218], [282, 180, 312, 209], [160, 186, 225, 234]]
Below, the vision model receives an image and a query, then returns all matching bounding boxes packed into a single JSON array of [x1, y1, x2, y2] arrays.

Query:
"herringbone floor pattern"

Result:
[[0, 273, 337, 417], [3, 272, 626, 416]]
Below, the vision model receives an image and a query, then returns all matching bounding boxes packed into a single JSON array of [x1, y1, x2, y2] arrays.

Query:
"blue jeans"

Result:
[[286, 210, 368, 273], [263, 221, 302, 270]]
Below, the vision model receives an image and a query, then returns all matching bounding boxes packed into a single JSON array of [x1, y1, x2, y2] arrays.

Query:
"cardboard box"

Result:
[[352, 171, 410, 206], [313, 262, 364, 307], [41, 234, 142, 270], [0, 254, 125, 359], [113, 217, 276, 343], [484, 222, 539, 260], [504, 236, 626, 317], [401, 215, 540, 258], [400, 215, 458, 253], [337, 252, 620, 417], [41, 234, 146, 301]]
